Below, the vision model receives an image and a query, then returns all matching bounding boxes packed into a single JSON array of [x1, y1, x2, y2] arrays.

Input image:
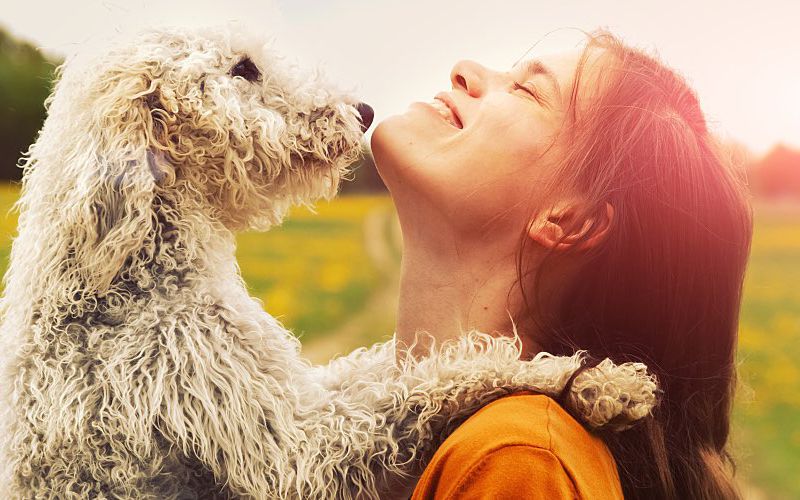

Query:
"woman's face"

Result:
[[371, 47, 603, 239]]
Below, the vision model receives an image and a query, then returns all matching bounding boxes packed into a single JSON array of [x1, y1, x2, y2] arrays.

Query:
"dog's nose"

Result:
[[355, 102, 374, 132]]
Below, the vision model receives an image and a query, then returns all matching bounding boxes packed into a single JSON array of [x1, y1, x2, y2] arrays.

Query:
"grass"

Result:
[[732, 204, 800, 499], [0, 183, 797, 497], [235, 195, 392, 343], [0, 183, 391, 344]]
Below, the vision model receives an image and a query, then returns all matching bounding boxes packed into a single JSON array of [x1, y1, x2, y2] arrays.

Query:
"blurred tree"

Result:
[[0, 26, 59, 181], [749, 144, 800, 200]]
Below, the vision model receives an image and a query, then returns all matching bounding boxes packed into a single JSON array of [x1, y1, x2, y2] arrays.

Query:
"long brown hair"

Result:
[[517, 30, 753, 499]]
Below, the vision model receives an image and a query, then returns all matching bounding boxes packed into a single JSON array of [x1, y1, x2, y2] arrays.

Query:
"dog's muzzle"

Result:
[[355, 102, 374, 133]]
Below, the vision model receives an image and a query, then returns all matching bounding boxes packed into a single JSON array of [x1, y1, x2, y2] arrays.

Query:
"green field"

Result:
[[0, 183, 797, 498], [733, 204, 800, 499], [0, 184, 397, 348]]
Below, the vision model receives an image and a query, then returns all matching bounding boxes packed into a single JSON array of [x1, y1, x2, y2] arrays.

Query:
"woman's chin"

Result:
[[370, 116, 408, 189], [371, 109, 417, 143], [371, 110, 464, 203], [369, 115, 394, 152], [371, 114, 421, 168]]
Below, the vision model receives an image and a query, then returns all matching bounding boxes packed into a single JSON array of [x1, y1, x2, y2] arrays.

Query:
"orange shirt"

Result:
[[411, 393, 623, 500]]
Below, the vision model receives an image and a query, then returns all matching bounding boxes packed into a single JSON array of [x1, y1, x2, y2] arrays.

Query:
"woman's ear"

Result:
[[527, 200, 615, 252]]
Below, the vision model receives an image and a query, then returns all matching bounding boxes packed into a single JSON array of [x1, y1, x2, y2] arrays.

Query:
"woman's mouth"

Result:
[[430, 95, 463, 129]]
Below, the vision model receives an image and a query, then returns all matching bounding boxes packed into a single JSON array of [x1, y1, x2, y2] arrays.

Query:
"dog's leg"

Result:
[[156, 298, 656, 499], [302, 332, 658, 498]]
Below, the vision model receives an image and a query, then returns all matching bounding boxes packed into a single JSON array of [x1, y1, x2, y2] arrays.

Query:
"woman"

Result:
[[371, 29, 752, 499]]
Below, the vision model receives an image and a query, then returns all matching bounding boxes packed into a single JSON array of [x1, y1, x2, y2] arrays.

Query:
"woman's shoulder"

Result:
[[411, 392, 623, 499]]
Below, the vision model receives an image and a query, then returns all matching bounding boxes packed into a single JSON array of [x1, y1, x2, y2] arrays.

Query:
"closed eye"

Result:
[[230, 57, 261, 82], [513, 82, 546, 105]]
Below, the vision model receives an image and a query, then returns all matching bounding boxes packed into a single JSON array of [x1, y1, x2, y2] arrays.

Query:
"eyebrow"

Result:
[[518, 59, 562, 105]]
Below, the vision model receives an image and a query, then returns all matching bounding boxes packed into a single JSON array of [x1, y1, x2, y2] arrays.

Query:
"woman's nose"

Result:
[[450, 60, 489, 97]]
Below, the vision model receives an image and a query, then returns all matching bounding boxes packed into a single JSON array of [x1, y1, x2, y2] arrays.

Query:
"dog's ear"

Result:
[[20, 54, 179, 297], [143, 86, 169, 139], [67, 83, 174, 294], [68, 147, 161, 294]]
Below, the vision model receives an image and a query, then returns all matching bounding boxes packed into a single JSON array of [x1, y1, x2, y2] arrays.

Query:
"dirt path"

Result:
[[301, 206, 401, 364]]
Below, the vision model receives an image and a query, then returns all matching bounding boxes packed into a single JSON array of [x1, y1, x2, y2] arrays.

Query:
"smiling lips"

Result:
[[430, 93, 463, 129]]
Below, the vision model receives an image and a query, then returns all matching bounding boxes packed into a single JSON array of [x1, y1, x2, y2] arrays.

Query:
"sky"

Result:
[[1, 0, 797, 155]]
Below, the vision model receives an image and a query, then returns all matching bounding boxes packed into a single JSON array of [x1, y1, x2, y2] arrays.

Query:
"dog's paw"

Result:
[[564, 356, 660, 432]]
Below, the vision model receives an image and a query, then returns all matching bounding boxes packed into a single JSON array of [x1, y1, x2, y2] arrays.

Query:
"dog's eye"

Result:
[[230, 57, 261, 82]]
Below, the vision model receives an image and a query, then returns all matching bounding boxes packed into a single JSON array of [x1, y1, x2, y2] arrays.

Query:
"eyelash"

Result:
[[513, 82, 544, 104]]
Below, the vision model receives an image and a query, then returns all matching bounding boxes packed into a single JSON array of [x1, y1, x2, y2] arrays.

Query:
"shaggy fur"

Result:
[[0, 26, 658, 499]]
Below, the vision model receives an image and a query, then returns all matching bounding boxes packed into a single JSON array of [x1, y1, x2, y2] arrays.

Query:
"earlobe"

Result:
[[527, 201, 614, 252]]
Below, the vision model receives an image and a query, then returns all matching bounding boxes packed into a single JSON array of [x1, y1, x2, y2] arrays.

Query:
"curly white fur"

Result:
[[0, 25, 658, 499]]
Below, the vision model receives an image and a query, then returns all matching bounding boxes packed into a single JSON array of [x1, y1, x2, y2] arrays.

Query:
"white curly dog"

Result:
[[0, 26, 658, 499]]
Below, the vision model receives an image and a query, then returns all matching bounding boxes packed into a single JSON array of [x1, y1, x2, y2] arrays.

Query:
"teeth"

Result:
[[430, 99, 459, 127]]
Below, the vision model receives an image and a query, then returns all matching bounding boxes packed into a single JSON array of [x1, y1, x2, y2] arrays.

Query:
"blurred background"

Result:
[[1, 1, 798, 498]]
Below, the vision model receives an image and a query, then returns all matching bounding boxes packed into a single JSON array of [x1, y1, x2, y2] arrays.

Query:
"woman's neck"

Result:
[[395, 232, 529, 354]]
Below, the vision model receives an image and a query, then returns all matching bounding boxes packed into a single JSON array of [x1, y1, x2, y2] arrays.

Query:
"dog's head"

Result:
[[52, 26, 371, 229], [139, 27, 372, 230], [20, 26, 371, 293]]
